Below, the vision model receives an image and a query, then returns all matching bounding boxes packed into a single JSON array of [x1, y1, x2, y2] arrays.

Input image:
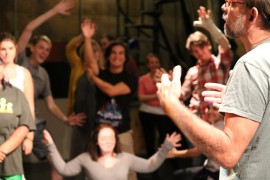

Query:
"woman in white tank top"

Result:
[[9, 65, 25, 91]]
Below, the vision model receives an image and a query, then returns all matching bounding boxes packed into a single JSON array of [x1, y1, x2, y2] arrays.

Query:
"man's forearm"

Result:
[[162, 99, 232, 165]]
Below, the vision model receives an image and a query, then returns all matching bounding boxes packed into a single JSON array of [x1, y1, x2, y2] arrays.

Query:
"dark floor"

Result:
[[24, 161, 51, 180]]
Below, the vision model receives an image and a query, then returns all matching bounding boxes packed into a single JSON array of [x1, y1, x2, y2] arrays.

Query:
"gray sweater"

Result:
[[47, 140, 173, 180]]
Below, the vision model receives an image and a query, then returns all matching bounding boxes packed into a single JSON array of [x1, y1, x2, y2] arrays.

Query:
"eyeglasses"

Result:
[[224, 0, 246, 7]]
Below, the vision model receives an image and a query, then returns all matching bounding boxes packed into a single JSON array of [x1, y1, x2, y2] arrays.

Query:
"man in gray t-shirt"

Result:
[[156, 1, 270, 179], [18, 48, 85, 161], [219, 40, 270, 179]]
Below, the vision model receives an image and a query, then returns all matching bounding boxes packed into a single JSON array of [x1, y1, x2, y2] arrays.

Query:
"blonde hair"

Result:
[[79, 39, 105, 70], [185, 31, 210, 51], [92, 40, 105, 70], [30, 35, 52, 46]]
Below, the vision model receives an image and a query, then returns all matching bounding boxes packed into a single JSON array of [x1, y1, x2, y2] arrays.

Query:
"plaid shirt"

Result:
[[181, 48, 232, 120]]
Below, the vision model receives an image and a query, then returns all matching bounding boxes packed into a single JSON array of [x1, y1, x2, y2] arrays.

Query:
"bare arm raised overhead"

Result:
[[193, 6, 231, 51], [81, 18, 100, 75], [17, 0, 75, 54]]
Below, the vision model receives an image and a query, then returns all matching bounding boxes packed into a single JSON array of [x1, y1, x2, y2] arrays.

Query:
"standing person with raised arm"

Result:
[[157, 0, 270, 179], [181, 6, 232, 120], [155, 6, 232, 121], [15, 1, 85, 179], [65, 31, 104, 180], [65, 33, 104, 115], [99, 34, 140, 77], [81, 18, 138, 180]]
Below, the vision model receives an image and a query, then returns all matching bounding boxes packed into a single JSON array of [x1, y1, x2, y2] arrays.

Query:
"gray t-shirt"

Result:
[[219, 40, 270, 179], [47, 140, 173, 180], [0, 85, 35, 176], [18, 52, 52, 124]]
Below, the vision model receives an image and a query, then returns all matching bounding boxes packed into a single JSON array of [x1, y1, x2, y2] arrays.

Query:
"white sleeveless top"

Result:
[[9, 65, 25, 91]]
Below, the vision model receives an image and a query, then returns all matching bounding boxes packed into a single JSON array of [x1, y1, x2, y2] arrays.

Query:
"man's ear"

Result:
[[249, 14, 254, 21], [249, 7, 259, 22]]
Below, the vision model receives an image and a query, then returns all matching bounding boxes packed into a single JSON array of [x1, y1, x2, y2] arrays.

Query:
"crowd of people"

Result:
[[1, 0, 269, 180]]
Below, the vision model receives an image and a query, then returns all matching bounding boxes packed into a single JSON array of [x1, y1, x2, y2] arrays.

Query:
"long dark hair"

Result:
[[0, 32, 17, 44], [0, 32, 17, 62], [88, 123, 122, 161], [104, 41, 129, 69], [0, 61, 11, 90], [0, 32, 15, 88]]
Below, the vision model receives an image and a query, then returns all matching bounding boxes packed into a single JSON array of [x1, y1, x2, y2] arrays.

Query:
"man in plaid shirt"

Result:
[[181, 6, 233, 120]]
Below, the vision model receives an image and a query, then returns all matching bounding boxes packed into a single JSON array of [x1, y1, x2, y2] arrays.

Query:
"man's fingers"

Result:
[[213, 103, 221, 109], [204, 97, 222, 104], [172, 65, 181, 83], [229, 70, 233, 76], [204, 83, 226, 92], [171, 66, 182, 97], [156, 66, 182, 103], [202, 91, 222, 98], [161, 74, 170, 85], [156, 83, 161, 89]]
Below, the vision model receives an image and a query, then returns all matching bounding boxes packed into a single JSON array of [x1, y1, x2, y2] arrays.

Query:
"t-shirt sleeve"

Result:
[[128, 139, 173, 173], [219, 61, 268, 122], [47, 143, 83, 177]]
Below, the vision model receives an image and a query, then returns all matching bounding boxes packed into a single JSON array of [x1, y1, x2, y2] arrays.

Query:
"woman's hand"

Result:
[[66, 112, 86, 126], [166, 132, 181, 148], [0, 148, 6, 163], [22, 138, 33, 155], [42, 130, 54, 145], [81, 18, 96, 39], [154, 68, 168, 83]]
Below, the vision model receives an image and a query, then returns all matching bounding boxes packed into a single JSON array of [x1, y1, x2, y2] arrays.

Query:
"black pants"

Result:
[[173, 166, 219, 180], [139, 111, 180, 157]]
